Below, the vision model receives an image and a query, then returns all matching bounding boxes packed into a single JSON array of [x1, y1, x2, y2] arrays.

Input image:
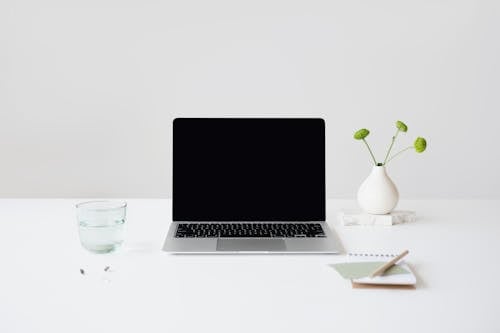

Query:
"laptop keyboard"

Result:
[[175, 223, 326, 238]]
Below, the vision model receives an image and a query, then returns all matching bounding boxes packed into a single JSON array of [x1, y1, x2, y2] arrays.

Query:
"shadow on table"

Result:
[[124, 241, 159, 254], [409, 262, 427, 289]]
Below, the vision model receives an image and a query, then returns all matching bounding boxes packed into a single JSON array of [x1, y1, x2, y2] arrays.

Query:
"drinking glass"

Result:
[[76, 200, 127, 254]]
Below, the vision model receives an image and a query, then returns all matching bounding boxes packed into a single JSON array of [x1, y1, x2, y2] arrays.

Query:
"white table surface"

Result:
[[1, 199, 499, 333]]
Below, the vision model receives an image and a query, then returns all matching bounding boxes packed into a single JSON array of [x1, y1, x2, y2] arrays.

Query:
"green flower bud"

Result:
[[396, 120, 408, 132], [414, 137, 427, 153], [354, 128, 370, 140]]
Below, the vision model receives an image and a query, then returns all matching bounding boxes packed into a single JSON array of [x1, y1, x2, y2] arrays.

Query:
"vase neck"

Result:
[[371, 165, 387, 175]]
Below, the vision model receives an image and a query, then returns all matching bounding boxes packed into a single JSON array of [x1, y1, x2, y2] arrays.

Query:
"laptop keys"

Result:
[[175, 223, 326, 238]]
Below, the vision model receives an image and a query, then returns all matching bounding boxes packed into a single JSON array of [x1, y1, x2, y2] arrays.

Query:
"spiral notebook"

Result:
[[332, 253, 416, 289]]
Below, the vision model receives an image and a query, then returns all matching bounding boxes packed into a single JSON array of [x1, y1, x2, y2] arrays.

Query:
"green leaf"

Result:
[[396, 120, 408, 132], [354, 128, 370, 140], [414, 137, 427, 153]]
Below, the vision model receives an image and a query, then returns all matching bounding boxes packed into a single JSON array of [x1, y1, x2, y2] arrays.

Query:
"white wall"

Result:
[[1, 0, 499, 198]]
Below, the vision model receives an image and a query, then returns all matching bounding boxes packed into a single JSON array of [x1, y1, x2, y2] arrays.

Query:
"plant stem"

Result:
[[386, 146, 414, 164], [383, 129, 400, 165], [362, 139, 378, 165]]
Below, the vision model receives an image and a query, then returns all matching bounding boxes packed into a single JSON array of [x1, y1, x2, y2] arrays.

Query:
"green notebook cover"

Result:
[[332, 261, 409, 280]]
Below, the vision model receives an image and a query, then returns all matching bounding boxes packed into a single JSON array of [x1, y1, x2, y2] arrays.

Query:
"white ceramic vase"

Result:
[[357, 166, 399, 215]]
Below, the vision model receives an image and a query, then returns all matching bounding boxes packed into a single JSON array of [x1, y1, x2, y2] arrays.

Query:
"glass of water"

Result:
[[76, 200, 127, 254]]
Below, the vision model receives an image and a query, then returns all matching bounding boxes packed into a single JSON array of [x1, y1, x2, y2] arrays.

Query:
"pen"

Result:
[[370, 250, 409, 278]]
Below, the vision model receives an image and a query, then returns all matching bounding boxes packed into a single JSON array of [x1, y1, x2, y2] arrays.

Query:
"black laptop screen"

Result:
[[173, 118, 325, 221]]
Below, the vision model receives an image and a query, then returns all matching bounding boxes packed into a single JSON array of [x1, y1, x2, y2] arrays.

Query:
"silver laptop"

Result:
[[163, 118, 340, 254]]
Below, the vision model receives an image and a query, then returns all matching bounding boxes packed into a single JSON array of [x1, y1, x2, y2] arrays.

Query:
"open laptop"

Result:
[[163, 118, 340, 253]]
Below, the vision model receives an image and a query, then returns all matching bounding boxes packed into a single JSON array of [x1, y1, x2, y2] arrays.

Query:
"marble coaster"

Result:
[[338, 210, 416, 226]]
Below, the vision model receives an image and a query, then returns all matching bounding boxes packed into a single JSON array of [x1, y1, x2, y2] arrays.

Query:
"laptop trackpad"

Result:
[[217, 239, 286, 252]]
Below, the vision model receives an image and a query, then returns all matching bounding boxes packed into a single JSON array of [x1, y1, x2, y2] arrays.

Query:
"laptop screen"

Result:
[[173, 118, 325, 221]]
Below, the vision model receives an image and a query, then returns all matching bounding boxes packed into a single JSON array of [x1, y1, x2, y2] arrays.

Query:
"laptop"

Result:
[[163, 118, 340, 253]]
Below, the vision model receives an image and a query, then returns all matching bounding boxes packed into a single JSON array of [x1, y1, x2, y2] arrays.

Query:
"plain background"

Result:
[[1, 0, 499, 198]]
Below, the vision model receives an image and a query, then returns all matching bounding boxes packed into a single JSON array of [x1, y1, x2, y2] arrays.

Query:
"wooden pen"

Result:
[[370, 250, 409, 278]]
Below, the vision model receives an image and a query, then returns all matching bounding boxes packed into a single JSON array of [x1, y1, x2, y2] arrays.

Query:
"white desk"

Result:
[[1, 199, 499, 333]]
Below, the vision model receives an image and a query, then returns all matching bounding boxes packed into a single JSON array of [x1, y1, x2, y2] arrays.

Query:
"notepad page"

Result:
[[348, 253, 416, 285]]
